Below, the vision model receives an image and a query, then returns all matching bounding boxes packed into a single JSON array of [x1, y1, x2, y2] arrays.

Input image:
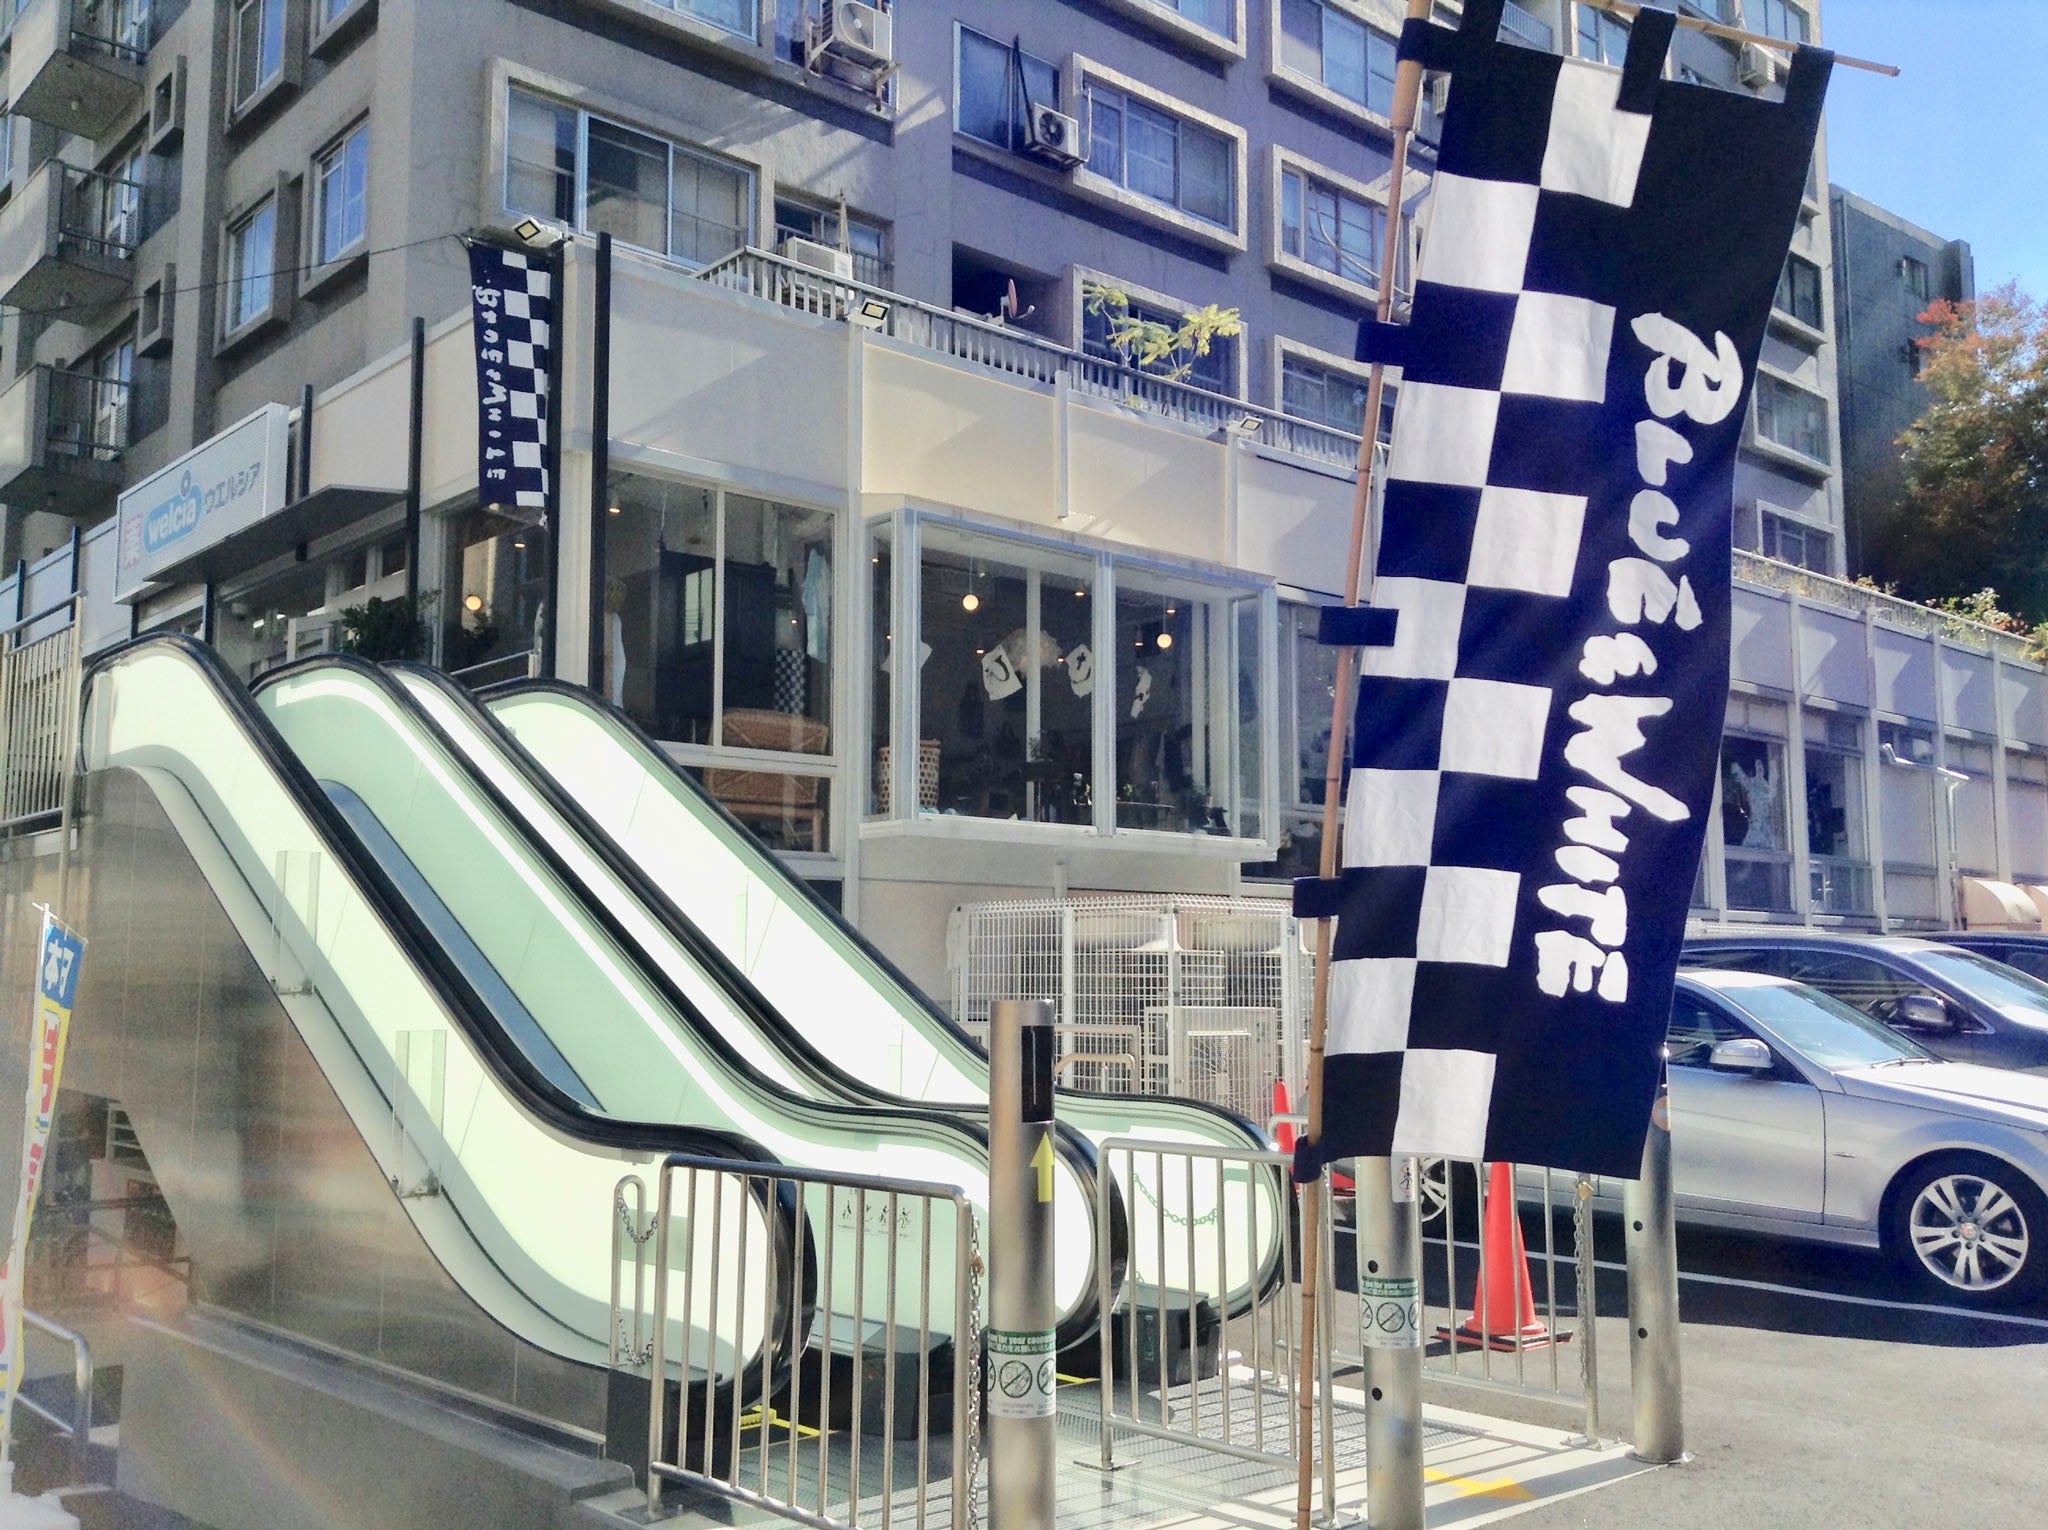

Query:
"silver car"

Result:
[[1657, 969, 2048, 1304]]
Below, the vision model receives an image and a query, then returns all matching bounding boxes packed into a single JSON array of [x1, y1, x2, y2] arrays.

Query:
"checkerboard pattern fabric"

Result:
[[467, 243, 555, 512], [1296, 1, 1831, 1177]]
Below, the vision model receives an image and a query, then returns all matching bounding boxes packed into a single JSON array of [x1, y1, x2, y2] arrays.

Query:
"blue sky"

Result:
[[1821, 1, 2048, 298]]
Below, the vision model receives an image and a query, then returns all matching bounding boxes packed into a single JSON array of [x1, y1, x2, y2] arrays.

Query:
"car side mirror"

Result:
[[1708, 1038, 1774, 1073], [1890, 993, 1953, 1033]]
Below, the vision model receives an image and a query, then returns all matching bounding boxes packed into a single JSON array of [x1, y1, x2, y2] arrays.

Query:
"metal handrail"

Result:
[[696, 246, 1366, 467], [54, 165, 145, 259], [70, 1, 150, 64], [18, 1309, 94, 1484]]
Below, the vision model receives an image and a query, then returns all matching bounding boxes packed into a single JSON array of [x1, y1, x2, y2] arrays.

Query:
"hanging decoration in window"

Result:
[[466, 242, 554, 513]]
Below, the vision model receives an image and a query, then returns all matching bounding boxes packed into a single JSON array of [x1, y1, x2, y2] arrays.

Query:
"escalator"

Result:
[[248, 657, 1113, 1351], [74, 636, 805, 1412], [479, 680, 1289, 1313]]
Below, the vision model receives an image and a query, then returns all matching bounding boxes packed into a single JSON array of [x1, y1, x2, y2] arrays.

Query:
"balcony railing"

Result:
[[58, 165, 144, 262], [1500, 2, 1554, 50], [0, 365, 128, 519], [771, 222, 893, 289], [696, 247, 1366, 469], [44, 368, 129, 461], [1734, 549, 2043, 665], [8, 0, 147, 138], [71, 0, 150, 63]]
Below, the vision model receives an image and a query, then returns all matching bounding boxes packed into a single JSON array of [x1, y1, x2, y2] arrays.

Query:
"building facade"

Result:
[[1826, 183, 1974, 575], [0, 0, 1871, 996]]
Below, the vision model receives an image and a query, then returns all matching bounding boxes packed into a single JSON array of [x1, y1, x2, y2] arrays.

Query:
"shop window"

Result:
[[441, 505, 547, 679], [1804, 711, 1871, 914], [873, 514, 1271, 844], [1949, 736, 1997, 875], [602, 473, 834, 854], [1722, 696, 1791, 912], [1244, 599, 1335, 879], [2009, 749, 2048, 881]]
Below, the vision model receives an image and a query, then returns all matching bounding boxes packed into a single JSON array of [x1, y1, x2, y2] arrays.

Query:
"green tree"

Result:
[[1869, 284, 2048, 617]]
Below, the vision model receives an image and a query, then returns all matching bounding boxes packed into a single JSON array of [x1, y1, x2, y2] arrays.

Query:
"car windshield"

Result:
[[1717, 980, 1937, 1070], [1909, 947, 2048, 1019]]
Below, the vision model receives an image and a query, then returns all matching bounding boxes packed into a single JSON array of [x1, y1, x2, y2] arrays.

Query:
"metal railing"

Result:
[[1500, 1, 1555, 49], [1094, 1137, 1337, 1520], [16, 1309, 95, 1485], [55, 165, 144, 261], [628, 1155, 983, 1530], [772, 223, 893, 289], [42, 368, 130, 461], [698, 247, 1366, 468], [0, 593, 84, 828], [72, 0, 151, 63]]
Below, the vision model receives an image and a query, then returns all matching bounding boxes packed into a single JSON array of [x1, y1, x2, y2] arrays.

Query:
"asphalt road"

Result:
[[1345, 1214, 2048, 1528]]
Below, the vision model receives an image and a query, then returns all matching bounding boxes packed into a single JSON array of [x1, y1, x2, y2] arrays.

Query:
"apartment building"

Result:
[[1827, 183, 1974, 574], [0, 0, 1885, 991]]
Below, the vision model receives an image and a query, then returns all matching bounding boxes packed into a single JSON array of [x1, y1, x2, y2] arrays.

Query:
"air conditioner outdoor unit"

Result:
[[1737, 42, 1782, 88], [822, 1, 893, 68], [1025, 105, 1086, 168], [780, 236, 855, 279]]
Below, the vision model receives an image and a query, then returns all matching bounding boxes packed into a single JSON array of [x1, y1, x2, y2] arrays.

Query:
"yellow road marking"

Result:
[[736, 1405, 822, 1440], [1424, 1466, 1534, 1502]]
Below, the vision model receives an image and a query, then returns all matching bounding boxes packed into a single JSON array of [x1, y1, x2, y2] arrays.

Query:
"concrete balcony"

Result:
[[7, 0, 147, 140], [0, 161, 141, 314], [0, 366, 129, 518]]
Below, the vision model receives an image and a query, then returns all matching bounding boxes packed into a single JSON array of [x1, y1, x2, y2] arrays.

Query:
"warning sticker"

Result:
[[985, 1328, 1057, 1419], [1359, 1276, 1421, 1351]]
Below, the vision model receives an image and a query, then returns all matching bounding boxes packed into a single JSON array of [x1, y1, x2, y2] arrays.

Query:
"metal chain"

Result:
[[1131, 1170, 1222, 1230], [963, 1209, 986, 1530]]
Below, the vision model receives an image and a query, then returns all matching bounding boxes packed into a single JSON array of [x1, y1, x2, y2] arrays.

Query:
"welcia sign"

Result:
[[115, 404, 290, 602]]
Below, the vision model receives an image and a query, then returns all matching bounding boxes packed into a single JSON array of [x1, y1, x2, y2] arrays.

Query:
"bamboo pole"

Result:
[[1295, 4, 1431, 1528], [1582, 0, 1898, 76]]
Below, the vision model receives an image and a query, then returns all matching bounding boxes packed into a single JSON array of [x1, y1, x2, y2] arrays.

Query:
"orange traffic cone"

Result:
[[1272, 1080, 1296, 1153], [1448, 1162, 1556, 1350]]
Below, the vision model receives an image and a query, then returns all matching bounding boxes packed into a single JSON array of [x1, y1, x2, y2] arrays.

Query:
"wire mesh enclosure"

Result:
[[948, 896, 1311, 1117]]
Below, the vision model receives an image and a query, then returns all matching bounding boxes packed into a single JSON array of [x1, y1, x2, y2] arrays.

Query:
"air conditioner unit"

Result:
[[1025, 105, 1086, 168], [780, 236, 854, 279], [1737, 42, 1783, 89], [822, 1, 893, 68]]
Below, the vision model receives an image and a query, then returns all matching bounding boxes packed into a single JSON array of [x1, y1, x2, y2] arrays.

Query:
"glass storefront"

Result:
[[441, 505, 547, 679], [1804, 710, 1871, 915], [1722, 695, 1792, 912]]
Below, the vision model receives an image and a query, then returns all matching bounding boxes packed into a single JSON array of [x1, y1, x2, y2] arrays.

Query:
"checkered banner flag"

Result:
[[467, 242, 554, 511], [1294, 2, 1831, 1177]]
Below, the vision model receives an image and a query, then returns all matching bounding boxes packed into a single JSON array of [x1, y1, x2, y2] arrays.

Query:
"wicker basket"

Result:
[[877, 741, 941, 814]]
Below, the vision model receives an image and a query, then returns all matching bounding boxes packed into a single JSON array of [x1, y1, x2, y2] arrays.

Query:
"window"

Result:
[[956, 28, 1058, 154], [1760, 510, 1830, 573], [318, 0, 362, 24], [1774, 253, 1822, 328], [774, 198, 891, 287], [1901, 255, 1930, 305], [224, 197, 277, 332], [1243, 599, 1339, 879], [1082, 288, 1234, 396], [1281, 354, 1370, 436], [872, 513, 1271, 842], [1949, 735, 1997, 874], [2009, 750, 2048, 881], [441, 505, 547, 679], [115, 0, 151, 52], [315, 121, 369, 264], [600, 473, 835, 852], [1754, 373, 1829, 462], [1575, 4, 1628, 65], [0, 111, 14, 192], [231, 0, 287, 109], [505, 88, 751, 268], [1753, 0, 1809, 44], [1722, 696, 1791, 912], [88, 334, 133, 454], [97, 147, 143, 251], [1159, 0, 1233, 37], [648, 0, 753, 39], [1279, 168, 1407, 293], [1804, 711, 1871, 914], [1084, 83, 1233, 228], [1280, 0, 1397, 117]]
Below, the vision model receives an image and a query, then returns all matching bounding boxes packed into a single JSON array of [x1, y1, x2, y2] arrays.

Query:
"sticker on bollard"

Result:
[[986, 1328, 1058, 1419], [1360, 1275, 1421, 1351]]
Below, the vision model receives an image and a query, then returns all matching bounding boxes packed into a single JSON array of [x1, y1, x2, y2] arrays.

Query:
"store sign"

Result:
[[115, 404, 291, 601]]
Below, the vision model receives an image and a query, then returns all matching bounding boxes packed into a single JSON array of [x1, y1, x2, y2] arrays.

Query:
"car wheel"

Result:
[[1414, 1158, 1451, 1227], [1886, 1154, 2048, 1304]]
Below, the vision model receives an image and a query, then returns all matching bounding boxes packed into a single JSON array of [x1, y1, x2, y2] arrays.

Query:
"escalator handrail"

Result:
[[257, 653, 1114, 1350], [78, 635, 811, 1380]]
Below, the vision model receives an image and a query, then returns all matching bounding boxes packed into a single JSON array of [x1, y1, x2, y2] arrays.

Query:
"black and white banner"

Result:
[[467, 243, 554, 512], [1296, 2, 1831, 1177]]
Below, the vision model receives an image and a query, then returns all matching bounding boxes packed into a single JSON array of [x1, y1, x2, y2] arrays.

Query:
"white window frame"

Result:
[[1067, 54, 1248, 251], [314, 118, 370, 266], [1749, 365, 1832, 473], [1267, 144, 1418, 306], [1266, 0, 1405, 141], [865, 504, 1278, 854], [230, 0, 289, 112], [500, 81, 756, 270], [222, 194, 280, 337]]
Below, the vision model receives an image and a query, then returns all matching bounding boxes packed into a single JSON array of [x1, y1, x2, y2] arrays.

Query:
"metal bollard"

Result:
[[987, 1000, 1058, 1530], [1623, 1087, 1687, 1465], [1358, 1157, 1425, 1530]]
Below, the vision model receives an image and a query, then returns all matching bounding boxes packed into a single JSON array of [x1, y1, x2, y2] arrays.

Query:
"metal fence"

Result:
[[951, 896, 1309, 1120], [1093, 1136, 1334, 1513], [16, 1309, 97, 1486], [697, 247, 1365, 468], [0, 595, 84, 828], [621, 1156, 983, 1530]]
